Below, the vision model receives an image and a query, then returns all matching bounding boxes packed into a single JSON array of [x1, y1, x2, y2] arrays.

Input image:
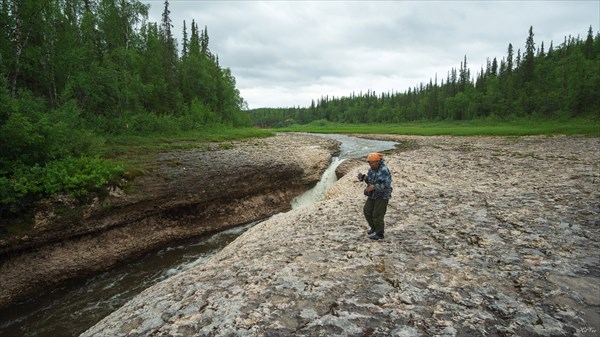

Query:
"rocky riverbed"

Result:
[[83, 135, 599, 337], [0, 133, 339, 309]]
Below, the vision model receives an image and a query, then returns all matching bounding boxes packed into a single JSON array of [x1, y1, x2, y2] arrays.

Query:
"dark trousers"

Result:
[[363, 198, 389, 236]]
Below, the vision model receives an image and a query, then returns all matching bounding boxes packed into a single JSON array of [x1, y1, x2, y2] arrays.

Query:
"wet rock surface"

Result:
[[84, 135, 599, 337], [0, 133, 338, 309]]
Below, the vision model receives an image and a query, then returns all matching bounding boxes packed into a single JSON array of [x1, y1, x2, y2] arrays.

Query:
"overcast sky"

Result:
[[147, 0, 599, 109]]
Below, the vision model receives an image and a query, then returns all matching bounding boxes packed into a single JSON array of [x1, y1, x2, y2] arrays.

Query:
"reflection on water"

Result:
[[312, 133, 397, 160]]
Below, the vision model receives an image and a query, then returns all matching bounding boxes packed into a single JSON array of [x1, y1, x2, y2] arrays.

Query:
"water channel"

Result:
[[0, 134, 397, 337]]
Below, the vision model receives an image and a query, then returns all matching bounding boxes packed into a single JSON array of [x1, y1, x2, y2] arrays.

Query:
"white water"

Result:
[[291, 133, 397, 209], [291, 156, 345, 209]]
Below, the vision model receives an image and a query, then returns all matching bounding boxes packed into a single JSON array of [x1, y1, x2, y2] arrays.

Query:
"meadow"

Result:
[[273, 118, 600, 137]]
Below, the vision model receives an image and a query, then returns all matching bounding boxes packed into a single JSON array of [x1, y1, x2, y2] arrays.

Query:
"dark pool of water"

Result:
[[0, 223, 255, 337]]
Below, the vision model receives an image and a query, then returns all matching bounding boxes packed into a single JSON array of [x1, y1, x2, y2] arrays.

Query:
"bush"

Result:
[[0, 92, 53, 168], [0, 94, 104, 169], [309, 119, 331, 127], [188, 98, 220, 127], [0, 157, 123, 215], [0, 91, 123, 216]]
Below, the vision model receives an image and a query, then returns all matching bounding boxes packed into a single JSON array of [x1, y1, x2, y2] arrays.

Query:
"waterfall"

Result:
[[291, 157, 345, 209]]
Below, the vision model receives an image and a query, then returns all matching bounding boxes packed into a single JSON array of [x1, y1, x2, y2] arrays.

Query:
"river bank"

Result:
[[85, 135, 599, 337], [0, 133, 339, 309]]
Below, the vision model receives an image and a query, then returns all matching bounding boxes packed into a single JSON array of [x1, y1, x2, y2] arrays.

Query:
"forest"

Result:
[[249, 26, 600, 127], [1, 1, 598, 217], [0, 0, 252, 216]]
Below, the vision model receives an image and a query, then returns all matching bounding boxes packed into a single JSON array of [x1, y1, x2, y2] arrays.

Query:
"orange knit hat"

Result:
[[367, 152, 383, 162]]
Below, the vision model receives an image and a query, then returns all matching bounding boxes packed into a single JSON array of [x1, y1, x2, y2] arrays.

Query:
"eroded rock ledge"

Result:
[[0, 133, 339, 309], [84, 136, 599, 337]]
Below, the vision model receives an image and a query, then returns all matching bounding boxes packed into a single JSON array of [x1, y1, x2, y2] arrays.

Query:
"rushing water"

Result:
[[292, 133, 397, 208], [0, 134, 397, 337], [0, 223, 256, 337]]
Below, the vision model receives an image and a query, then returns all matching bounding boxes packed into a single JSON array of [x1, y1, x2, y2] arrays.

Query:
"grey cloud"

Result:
[[149, 0, 598, 108]]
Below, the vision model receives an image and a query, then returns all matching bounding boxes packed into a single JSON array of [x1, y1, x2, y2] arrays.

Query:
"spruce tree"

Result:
[[584, 25, 594, 59], [523, 26, 536, 82], [506, 43, 514, 74], [181, 20, 188, 59]]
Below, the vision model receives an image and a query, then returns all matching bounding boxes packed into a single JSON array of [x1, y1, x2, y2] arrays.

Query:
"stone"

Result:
[[28, 136, 600, 336], [0, 133, 339, 308]]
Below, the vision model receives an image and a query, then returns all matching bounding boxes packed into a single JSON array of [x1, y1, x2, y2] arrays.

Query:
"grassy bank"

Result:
[[102, 127, 274, 158], [274, 118, 600, 136], [1, 127, 273, 217]]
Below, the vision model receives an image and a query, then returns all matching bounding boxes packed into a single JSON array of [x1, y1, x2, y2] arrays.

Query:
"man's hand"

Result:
[[367, 185, 375, 192]]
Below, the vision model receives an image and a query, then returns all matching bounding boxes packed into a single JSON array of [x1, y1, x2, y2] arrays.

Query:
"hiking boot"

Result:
[[367, 228, 376, 235], [369, 233, 384, 240]]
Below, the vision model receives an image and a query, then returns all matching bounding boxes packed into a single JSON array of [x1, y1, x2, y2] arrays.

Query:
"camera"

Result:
[[357, 173, 366, 182]]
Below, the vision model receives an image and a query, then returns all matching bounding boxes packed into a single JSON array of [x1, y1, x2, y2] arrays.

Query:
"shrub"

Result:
[[0, 157, 123, 215]]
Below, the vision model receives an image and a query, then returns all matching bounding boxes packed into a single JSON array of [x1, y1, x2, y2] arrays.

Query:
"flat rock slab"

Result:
[[84, 136, 600, 337], [0, 133, 338, 309]]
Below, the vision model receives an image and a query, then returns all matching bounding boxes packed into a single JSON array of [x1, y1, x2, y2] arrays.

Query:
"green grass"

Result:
[[101, 127, 274, 158], [273, 118, 600, 136], [98, 126, 275, 185], [1, 126, 274, 219]]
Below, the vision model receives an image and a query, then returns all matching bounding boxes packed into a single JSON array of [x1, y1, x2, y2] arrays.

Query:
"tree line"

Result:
[[0, 0, 250, 215], [0, 0, 249, 129], [249, 26, 600, 127]]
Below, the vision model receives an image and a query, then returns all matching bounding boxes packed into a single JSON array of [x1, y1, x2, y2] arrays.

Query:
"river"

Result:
[[0, 134, 397, 337]]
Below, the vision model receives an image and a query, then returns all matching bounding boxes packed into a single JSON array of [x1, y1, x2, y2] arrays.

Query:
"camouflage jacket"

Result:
[[365, 160, 393, 200]]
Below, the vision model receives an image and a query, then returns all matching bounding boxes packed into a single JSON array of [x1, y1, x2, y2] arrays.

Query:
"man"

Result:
[[357, 152, 393, 240]]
